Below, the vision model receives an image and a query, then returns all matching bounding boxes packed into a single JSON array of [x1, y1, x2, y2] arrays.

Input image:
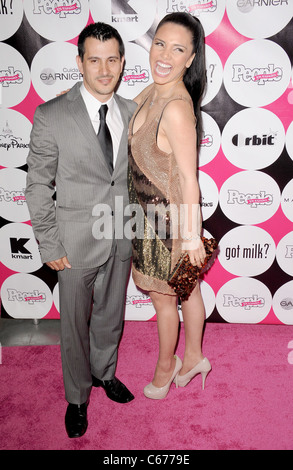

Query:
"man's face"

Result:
[[76, 36, 124, 102]]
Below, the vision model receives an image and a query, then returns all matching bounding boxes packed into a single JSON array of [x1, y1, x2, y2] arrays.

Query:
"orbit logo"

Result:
[[159, 0, 226, 36], [227, 0, 292, 39], [224, 40, 291, 107], [23, 0, 89, 41], [216, 277, 272, 324], [90, 0, 157, 42], [232, 132, 276, 147], [1, 273, 53, 319], [222, 108, 285, 170]]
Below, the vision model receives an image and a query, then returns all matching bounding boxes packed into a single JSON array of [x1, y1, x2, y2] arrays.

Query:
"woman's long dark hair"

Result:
[[155, 12, 206, 147]]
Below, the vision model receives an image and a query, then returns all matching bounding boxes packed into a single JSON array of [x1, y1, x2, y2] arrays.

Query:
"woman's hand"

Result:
[[182, 238, 206, 269]]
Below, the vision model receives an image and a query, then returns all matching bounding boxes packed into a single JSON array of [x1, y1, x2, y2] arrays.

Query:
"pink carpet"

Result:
[[1, 321, 293, 450]]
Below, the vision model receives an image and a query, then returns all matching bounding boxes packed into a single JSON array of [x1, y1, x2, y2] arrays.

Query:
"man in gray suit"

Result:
[[26, 23, 137, 438]]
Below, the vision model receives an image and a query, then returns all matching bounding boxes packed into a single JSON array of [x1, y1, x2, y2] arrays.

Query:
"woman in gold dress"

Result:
[[128, 12, 211, 399]]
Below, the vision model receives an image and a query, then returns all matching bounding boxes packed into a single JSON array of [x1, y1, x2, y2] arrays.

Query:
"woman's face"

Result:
[[150, 22, 195, 86]]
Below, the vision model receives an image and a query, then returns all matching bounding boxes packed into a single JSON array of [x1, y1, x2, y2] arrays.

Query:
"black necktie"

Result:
[[97, 104, 113, 173]]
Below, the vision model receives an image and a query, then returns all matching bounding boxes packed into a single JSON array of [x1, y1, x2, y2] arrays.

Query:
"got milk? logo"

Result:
[[218, 226, 275, 277]]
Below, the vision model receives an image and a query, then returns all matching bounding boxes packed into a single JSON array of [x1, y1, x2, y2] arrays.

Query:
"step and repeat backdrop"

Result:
[[0, 0, 293, 324]]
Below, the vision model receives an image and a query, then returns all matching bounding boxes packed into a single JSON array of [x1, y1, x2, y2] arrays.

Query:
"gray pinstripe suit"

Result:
[[26, 82, 137, 404]]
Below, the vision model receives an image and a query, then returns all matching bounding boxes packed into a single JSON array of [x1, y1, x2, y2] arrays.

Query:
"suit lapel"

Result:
[[113, 94, 129, 176], [67, 84, 111, 174], [66, 85, 130, 176]]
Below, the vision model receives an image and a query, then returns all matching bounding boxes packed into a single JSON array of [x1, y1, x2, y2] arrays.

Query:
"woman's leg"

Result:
[[149, 291, 179, 387], [180, 282, 205, 375]]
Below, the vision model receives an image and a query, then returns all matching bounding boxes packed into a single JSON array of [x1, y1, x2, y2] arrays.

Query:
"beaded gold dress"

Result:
[[128, 89, 195, 295]]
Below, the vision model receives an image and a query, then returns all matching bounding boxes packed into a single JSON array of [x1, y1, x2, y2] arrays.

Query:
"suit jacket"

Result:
[[26, 82, 137, 268]]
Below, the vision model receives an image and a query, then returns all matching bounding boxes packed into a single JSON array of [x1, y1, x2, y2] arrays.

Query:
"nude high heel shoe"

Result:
[[143, 355, 182, 400], [174, 357, 211, 390]]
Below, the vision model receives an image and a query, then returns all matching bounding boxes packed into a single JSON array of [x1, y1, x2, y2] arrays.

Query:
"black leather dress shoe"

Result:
[[92, 376, 134, 403], [65, 402, 88, 438]]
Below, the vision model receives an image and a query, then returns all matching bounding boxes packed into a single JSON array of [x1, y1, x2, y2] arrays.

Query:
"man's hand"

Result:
[[46, 256, 71, 271]]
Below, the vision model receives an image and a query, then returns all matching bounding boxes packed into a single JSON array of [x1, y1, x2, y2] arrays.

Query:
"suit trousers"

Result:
[[57, 241, 131, 405]]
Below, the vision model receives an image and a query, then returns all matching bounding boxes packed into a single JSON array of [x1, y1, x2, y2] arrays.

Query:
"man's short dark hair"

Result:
[[78, 22, 125, 61]]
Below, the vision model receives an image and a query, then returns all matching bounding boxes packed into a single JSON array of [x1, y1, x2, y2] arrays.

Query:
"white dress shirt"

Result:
[[80, 83, 123, 168]]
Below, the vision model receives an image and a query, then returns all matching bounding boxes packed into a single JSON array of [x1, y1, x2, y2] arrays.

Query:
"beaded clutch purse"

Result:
[[167, 237, 218, 301]]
